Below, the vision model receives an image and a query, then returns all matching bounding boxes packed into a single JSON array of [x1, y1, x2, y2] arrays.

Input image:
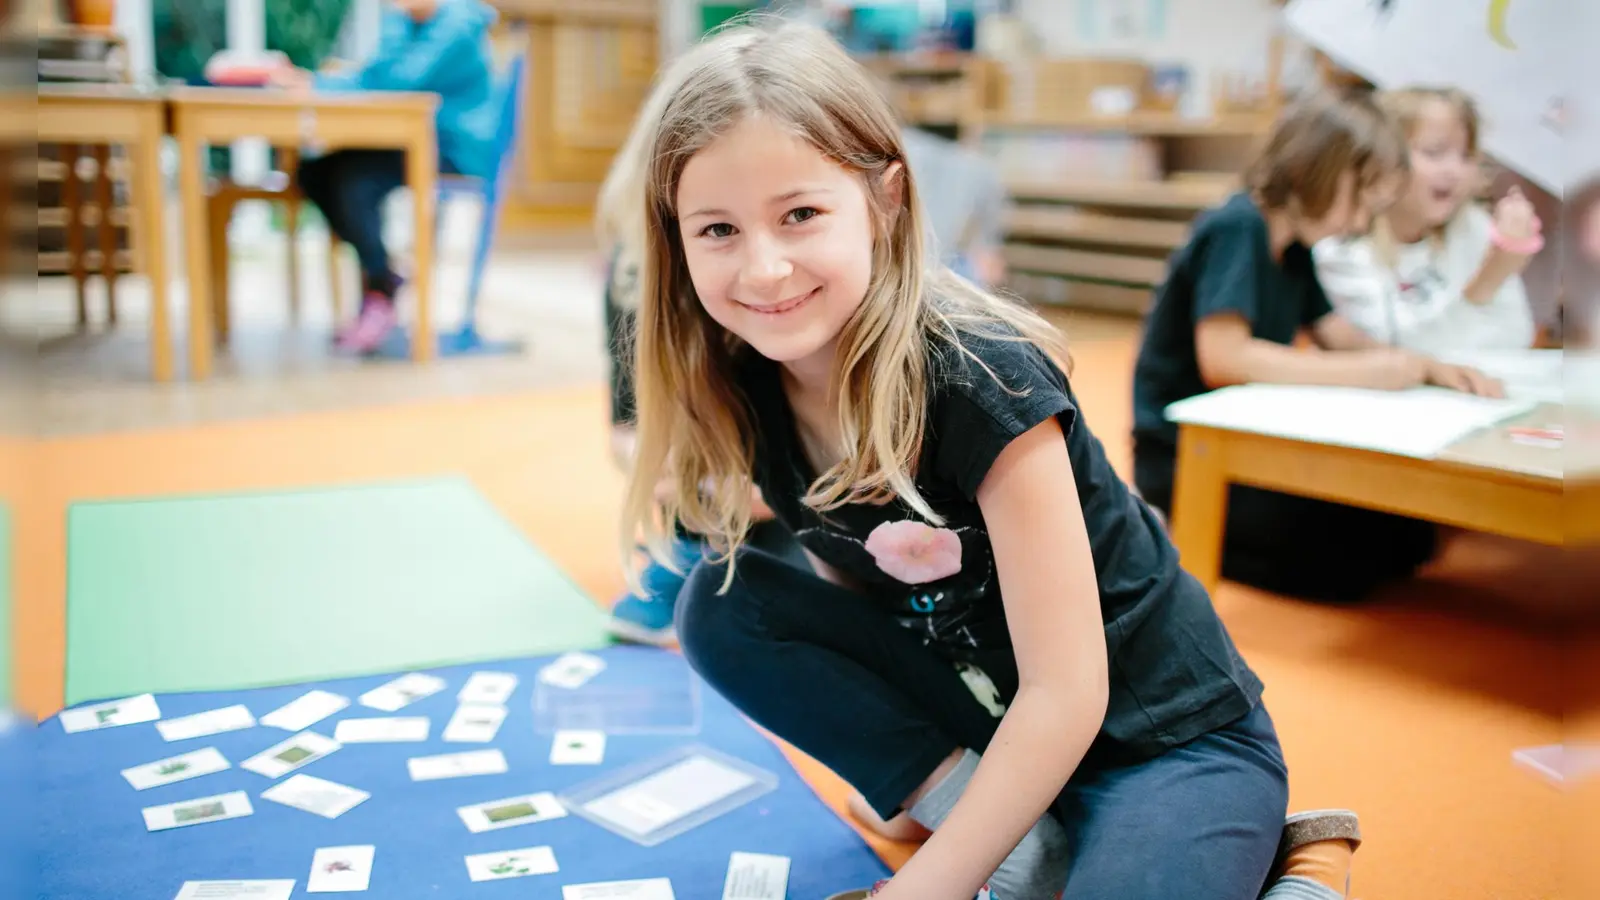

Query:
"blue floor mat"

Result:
[[37, 647, 890, 898]]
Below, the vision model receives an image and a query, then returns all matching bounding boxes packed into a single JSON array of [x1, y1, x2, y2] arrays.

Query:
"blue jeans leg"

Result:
[[1055, 704, 1289, 899]]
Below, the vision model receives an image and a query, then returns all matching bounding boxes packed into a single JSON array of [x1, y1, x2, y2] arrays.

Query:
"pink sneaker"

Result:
[[335, 295, 398, 354]]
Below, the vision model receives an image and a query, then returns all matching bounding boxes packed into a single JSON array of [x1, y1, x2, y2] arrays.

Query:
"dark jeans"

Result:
[[678, 545, 1289, 899], [297, 149, 459, 298], [1133, 446, 1438, 603]]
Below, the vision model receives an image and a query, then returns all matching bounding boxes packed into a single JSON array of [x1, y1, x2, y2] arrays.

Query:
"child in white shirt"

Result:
[[1313, 87, 1541, 354]]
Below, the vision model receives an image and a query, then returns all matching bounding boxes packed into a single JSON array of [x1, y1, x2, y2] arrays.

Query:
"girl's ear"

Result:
[[880, 160, 906, 211]]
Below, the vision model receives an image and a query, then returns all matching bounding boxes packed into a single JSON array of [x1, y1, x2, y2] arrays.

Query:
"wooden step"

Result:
[[1003, 243, 1168, 287], [1006, 208, 1189, 250], [1006, 178, 1233, 211], [1008, 274, 1151, 315]]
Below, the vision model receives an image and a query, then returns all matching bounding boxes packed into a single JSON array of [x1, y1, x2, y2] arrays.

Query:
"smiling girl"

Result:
[[625, 20, 1358, 900], [1312, 87, 1540, 353]]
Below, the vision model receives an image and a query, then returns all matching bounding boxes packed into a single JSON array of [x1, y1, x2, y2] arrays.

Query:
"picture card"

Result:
[[143, 790, 254, 832], [241, 731, 341, 779], [464, 845, 559, 883], [122, 747, 231, 791], [261, 774, 371, 819], [723, 852, 790, 900], [59, 693, 161, 733], [359, 673, 447, 712], [308, 844, 375, 893], [158, 705, 257, 742], [458, 791, 568, 833], [173, 880, 296, 900], [539, 653, 606, 689], [458, 671, 518, 706], [550, 730, 606, 766], [564, 879, 676, 900], [260, 691, 349, 732], [333, 716, 429, 743], [442, 704, 507, 743], [408, 748, 508, 782]]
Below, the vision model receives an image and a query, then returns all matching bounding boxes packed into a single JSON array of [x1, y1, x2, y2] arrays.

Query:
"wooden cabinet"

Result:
[[491, 0, 659, 226]]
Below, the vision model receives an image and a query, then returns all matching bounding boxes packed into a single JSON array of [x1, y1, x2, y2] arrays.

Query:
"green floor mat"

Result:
[[65, 477, 611, 705], [1, 503, 11, 708]]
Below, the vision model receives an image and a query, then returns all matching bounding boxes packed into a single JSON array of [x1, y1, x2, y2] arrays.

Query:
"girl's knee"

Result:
[[674, 559, 760, 670]]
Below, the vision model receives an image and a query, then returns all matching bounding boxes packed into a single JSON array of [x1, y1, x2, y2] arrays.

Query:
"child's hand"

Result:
[[1367, 349, 1428, 391], [1491, 187, 1542, 251], [266, 66, 313, 92], [1424, 360, 1505, 398]]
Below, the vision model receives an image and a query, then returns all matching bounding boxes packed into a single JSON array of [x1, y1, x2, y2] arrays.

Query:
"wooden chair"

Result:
[[206, 147, 344, 342]]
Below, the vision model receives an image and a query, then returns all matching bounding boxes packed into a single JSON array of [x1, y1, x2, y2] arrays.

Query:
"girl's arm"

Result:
[[1463, 190, 1541, 307], [873, 416, 1108, 900]]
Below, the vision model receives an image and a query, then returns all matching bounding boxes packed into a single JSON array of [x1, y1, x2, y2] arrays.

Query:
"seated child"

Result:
[[270, 0, 500, 353], [1313, 87, 1540, 353], [1131, 90, 1502, 604]]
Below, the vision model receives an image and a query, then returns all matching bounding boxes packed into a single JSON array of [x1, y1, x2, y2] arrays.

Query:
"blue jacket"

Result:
[[315, 0, 501, 180]]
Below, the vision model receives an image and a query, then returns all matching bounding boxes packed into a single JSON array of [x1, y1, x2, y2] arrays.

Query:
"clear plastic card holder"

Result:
[[556, 744, 779, 847], [533, 673, 702, 735]]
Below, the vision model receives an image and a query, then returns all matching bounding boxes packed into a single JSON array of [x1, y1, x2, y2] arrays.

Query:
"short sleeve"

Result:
[[1190, 217, 1267, 326], [930, 334, 1078, 500], [1303, 266, 1335, 326]]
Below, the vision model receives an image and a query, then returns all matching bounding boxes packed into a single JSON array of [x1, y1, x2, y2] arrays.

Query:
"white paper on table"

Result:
[[1164, 384, 1536, 459], [1434, 349, 1566, 404]]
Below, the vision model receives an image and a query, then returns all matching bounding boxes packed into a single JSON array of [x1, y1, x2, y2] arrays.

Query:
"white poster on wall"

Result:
[[1284, 0, 1569, 194]]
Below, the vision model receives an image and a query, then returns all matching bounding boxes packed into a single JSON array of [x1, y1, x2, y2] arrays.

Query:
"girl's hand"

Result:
[[1491, 187, 1542, 250], [1424, 360, 1505, 398], [267, 66, 313, 92]]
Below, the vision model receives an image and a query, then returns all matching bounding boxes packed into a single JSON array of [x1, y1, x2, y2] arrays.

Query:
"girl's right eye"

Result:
[[699, 223, 736, 239]]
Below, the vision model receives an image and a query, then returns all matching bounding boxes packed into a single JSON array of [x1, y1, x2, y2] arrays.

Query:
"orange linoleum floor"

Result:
[[5, 337, 1575, 899]]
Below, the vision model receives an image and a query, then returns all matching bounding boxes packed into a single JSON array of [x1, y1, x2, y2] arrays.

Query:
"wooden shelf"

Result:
[[1003, 244, 1168, 287], [39, 249, 135, 272], [1007, 208, 1188, 250], [984, 111, 1269, 137], [1007, 275, 1152, 315], [1006, 178, 1234, 211]]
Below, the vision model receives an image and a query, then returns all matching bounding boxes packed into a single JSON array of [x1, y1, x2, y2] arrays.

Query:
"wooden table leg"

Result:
[[127, 116, 173, 383], [1170, 426, 1230, 595], [405, 132, 437, 363], [177, 125, 214, 380], [93, 144, 119, 324]]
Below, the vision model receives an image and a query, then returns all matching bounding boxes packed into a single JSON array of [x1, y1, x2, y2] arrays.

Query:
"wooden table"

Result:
[[1169, 403, 1579, 594], [169, 88, 441, 380], [36, 83, 174, 382]]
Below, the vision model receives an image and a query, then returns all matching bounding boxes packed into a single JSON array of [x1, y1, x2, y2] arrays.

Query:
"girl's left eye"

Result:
[[785, 207, 821, 225]]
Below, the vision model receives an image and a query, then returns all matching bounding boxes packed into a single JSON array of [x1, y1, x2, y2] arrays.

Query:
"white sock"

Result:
[[907, 749, 1070, 899], [1261, 876, 1345, 900]]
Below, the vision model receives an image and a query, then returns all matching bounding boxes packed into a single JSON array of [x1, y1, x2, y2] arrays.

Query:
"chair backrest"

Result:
[[485, 51, 528, 195]]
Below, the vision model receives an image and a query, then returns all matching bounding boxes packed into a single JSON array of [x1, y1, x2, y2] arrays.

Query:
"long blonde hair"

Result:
[[622, 18, 1066, 588], [1370, 87, 1482, 265]]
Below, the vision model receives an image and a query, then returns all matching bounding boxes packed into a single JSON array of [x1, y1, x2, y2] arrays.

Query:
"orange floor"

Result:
[[8, 336, 1569, 898]]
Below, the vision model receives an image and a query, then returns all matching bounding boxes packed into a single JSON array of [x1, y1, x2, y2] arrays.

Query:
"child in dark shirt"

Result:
[[1131, 90, 1501, 603]]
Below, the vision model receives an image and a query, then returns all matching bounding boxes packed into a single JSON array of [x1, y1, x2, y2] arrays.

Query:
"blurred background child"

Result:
[[270, 0, 500, 354], [1312, 88, 1538, 354], [1131, 90, 1500, 604]]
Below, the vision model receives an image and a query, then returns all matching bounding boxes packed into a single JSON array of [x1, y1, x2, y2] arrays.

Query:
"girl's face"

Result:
[[676, 115, 880, 374], [1399, 100, 1477, 227], [1299, 168, 1402, 245]]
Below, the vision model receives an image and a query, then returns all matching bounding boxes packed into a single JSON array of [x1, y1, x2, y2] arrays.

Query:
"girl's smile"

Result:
[[738, 286, 820, 316]]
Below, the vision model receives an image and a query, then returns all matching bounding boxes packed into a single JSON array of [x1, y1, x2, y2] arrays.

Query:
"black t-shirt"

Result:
[[741, 328, 1262, 759], [1132, 193, 1333, 458]]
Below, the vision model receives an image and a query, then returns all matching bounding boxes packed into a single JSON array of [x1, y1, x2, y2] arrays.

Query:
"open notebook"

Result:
[[1165, 384, 1537, 459]]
